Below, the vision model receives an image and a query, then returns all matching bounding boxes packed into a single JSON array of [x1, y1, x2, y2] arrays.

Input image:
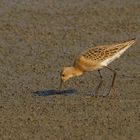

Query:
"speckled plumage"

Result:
[[60, 38, 136, 96], [74, 38, 136, 71]]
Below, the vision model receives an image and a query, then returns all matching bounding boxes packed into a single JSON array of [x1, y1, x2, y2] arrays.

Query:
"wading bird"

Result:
[[60, 38, 136, 96]]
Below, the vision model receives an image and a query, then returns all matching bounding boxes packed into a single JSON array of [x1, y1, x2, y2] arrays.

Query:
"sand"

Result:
[[0, 0, 140, 140]]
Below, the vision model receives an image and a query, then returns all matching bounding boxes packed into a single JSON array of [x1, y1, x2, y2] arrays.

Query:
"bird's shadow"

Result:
[[32, 88, 76, 97]]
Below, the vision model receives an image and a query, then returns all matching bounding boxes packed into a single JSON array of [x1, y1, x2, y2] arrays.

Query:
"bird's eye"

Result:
[[62, 74, 65, 77]]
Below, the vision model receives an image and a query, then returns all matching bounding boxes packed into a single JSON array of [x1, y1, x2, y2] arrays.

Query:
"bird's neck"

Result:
[[69, 67, 83, 77]]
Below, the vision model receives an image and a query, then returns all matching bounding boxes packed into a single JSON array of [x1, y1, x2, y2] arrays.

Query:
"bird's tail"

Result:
[[123, 38, 136, 48]]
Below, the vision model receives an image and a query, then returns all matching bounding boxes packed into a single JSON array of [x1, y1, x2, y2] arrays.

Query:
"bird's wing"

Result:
[[77, 38, 136, 62]]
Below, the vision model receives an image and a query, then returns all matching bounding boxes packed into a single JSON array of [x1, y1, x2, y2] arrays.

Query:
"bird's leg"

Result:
[[94, 70, 104, 96], [105, 66, 117, 96]]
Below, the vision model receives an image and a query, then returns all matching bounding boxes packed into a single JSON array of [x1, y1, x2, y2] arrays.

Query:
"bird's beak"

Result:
[[59, 79, 63, 90]]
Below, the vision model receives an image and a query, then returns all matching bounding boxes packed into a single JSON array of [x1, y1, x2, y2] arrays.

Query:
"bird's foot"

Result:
[[106, 87, 116, 97], [92, 91, 104, 98]]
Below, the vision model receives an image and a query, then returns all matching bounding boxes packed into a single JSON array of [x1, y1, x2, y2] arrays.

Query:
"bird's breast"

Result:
[[74, 56, 102, 71]]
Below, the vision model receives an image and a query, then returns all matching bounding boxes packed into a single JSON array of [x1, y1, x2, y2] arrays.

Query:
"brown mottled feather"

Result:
[[74, 38, 136, 71]]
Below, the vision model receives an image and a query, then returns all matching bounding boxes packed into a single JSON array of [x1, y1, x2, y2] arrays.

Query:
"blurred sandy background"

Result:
[[0, 0, 140, 139]]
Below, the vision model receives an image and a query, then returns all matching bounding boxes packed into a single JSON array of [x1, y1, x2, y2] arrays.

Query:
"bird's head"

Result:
[[59, 67, 83, 89], [60, 67, 74, 82]]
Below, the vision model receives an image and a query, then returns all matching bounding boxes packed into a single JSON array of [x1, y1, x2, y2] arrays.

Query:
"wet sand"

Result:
[[0, 0, 140, 139]]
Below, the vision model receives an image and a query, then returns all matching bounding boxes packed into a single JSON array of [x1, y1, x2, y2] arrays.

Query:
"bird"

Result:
[[60, 38, 136, 96]]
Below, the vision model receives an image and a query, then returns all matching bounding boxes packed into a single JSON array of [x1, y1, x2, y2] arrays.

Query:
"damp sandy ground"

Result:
[[0, 0, 140, 140]]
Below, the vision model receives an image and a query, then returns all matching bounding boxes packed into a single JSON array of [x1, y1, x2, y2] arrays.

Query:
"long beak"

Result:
[[59, 79, 63, 90]]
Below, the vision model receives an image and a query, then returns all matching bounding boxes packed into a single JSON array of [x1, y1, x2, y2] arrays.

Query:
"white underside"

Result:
[[100, 47, 129, 67]]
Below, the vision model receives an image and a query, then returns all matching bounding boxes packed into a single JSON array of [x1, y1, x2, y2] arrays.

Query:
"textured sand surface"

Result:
[[0, 0, 140, 140]]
